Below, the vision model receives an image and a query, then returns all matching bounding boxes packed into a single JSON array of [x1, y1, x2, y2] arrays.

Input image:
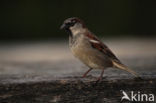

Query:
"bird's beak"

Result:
[[60, 23, 66, 30]]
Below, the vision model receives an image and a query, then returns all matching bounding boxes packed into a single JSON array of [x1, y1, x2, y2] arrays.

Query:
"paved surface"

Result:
[[0, 38, 156, 103]]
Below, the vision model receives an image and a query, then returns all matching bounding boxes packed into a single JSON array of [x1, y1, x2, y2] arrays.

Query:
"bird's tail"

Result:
[[112, 61, 139, 77]]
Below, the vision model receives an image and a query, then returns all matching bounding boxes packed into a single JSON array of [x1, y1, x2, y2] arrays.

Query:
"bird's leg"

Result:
[[82, 68, 93, 78], [97, 68, 105, 81]]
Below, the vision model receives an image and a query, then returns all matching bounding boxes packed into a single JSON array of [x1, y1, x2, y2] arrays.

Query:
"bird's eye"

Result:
[[71, 20, 76, 23], [65, 22, 75, 27], [65, 23, 71, 25]]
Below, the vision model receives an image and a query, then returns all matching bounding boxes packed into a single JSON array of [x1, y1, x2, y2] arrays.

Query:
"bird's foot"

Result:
[[95, 76, 107, 82]]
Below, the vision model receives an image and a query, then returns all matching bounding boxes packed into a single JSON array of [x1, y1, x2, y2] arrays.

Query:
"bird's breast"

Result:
[[69, 36, 112, 69]]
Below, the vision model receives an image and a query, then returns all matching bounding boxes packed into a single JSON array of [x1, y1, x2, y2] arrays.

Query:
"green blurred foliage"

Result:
[[0, 0, 156, 40]]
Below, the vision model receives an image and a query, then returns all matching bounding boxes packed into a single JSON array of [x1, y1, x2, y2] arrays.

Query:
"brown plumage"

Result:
[[60, 17, 139, 81], [85, 32, 121, 63]]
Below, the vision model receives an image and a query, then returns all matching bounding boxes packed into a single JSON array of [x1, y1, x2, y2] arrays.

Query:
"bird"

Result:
[[60, 17, 139, 81]]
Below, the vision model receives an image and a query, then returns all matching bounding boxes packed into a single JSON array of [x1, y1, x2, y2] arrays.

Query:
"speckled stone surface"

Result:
[[0, 38, 156, 103]]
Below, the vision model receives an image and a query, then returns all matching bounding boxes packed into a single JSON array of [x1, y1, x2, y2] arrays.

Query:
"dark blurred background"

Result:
[[0, 0, 156, 41]]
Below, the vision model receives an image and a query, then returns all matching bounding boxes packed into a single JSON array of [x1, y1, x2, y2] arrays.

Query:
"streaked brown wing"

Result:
[[86, 32, 121, 63]]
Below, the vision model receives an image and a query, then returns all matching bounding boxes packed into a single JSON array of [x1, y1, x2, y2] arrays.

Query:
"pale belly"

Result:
[[70, 42, 112, 69]]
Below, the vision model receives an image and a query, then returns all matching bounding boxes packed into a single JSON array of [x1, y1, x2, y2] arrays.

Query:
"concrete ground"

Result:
[[0, 38, 156, 103]]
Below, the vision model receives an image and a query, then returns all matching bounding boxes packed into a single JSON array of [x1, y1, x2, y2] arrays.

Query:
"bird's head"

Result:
[[60, 17, 86, 36]]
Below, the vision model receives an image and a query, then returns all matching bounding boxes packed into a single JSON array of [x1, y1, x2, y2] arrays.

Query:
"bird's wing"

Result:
[[85, 32, 121, 64]]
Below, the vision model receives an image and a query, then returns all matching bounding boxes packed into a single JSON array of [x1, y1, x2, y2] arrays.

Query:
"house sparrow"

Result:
[[60, 17, 139, 81]]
